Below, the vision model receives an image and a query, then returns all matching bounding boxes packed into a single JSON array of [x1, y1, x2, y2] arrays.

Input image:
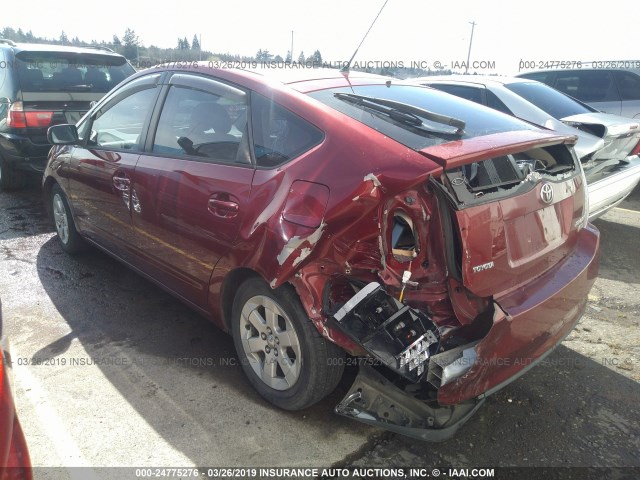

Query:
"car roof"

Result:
[[139, 63, 411, 94], [413, 75, 533, 87], [519, 68, 639, 74]]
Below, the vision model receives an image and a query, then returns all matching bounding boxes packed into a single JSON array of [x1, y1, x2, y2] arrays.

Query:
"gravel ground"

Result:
[[0, 177, 638, 479]]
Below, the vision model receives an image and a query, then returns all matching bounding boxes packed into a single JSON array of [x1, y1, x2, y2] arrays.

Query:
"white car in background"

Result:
[[415, 76, 640, 219]]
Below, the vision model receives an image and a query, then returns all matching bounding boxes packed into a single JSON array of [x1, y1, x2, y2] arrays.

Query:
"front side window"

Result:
[[250, 93, 324, 168], [87, 87, 157, 151], [555, 71, 619, 102], [152, 84, 249, 164]]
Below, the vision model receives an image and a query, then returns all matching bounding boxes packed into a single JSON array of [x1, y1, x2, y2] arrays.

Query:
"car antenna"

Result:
[[341, 0, 390, 73]]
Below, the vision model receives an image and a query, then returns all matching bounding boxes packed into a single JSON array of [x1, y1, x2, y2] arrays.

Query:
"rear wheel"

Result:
[[0, 158, 27, 191], [231, 277, 344, 410], [51, 184, 84, 254]]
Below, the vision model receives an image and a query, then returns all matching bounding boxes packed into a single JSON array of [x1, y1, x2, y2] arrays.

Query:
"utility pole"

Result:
[[290, 30, 294, 63], [465, 21, 476, 74]]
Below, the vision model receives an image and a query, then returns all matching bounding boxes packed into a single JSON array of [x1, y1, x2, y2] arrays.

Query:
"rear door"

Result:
[[613, 70, 640, 119], [130, 73, 254, 308]]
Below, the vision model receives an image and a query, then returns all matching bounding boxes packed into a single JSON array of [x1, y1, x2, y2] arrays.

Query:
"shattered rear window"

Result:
[[309, 84, 537, 150]]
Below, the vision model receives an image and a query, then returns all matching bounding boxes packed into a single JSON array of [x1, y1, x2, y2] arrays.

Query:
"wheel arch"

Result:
[[219, 267, 262, 332], [42, 176, 58, 219]]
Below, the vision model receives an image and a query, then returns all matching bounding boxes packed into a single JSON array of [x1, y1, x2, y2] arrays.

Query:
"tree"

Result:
[[298, 51, 305, 63], [256, 49, 274, 61], [122, 28, 139, 60], [113, 35, 121, 46], [311, 50, 322, 65], [183, 37, 190, 50], [60, 31, 69, 45], [285, 50, 292, 63], [2, 28, 16, 40], [192, 34, 200, 50]]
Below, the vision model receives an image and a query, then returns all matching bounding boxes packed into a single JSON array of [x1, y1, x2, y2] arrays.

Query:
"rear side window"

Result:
[[0, 48, 7, 97], [430, 84, 483, 105], [250, 93, 324, 168], [87, 87, 157, 151], [615, 71, 640, 101], [152, 84, 249, 164], [14, 51, 134, 93], [505, 82, 592, 119]]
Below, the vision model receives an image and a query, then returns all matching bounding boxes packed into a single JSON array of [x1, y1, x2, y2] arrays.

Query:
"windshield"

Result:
[[15, 51, 135, 93], [309, 84, 537, 151], [505, 81, 593, 119]]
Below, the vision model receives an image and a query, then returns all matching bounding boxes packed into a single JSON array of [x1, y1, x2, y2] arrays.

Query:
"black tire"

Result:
[[0, 158, 27, 191], [231, 277, 345, 410], [50, 183, 84, 254]]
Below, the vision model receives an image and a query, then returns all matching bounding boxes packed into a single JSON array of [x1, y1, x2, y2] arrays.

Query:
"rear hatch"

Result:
[[421, 130, 587, 298], [12, 49, 135, 144]]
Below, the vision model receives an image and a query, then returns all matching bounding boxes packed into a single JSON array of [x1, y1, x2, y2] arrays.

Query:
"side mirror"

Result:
[[47, 124, 79, 145]]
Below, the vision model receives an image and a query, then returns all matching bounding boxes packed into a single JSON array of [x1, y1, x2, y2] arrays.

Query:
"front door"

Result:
[[65, 77, 161, 261]]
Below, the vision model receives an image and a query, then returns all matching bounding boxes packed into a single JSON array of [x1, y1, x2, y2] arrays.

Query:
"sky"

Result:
[[6, 0, 640, 75]]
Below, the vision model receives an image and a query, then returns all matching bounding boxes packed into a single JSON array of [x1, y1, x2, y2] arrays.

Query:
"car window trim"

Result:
[[144, 76, 255, 168], [81, 82, 163, 153]]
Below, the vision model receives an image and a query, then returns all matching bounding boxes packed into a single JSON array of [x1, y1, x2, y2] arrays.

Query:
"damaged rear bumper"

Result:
[[336, 365, 485, 442], [334, 224, 599, 440], [438, 224, 599, 405]]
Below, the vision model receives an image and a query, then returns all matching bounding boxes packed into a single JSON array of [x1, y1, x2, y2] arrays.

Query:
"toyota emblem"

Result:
[[540, 183, 554, 204]]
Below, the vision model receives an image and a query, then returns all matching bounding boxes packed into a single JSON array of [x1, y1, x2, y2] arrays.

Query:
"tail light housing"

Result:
[[631, 139, 640, 157], [7, 101, 53, 129]]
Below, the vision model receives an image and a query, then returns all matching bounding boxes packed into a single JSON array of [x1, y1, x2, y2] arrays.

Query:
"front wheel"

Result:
[[51, 184, 84, 254], [231, 277, 344, 410]]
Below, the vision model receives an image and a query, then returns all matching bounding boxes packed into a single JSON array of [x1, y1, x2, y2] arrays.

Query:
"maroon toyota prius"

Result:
[[43, 65, 599, 440]]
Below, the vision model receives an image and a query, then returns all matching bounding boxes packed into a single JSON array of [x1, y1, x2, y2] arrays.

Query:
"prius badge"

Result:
[[472, 261, 495, 273], [540, 182, 554, 204]]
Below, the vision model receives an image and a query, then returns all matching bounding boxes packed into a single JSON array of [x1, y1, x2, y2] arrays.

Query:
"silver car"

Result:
[[517, 69, 640, 119], [414, 76, 640, 219]]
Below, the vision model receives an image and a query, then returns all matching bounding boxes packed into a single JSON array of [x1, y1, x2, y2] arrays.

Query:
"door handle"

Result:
[[208, 198, 239, 218], [113, 176, 130, 192]]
